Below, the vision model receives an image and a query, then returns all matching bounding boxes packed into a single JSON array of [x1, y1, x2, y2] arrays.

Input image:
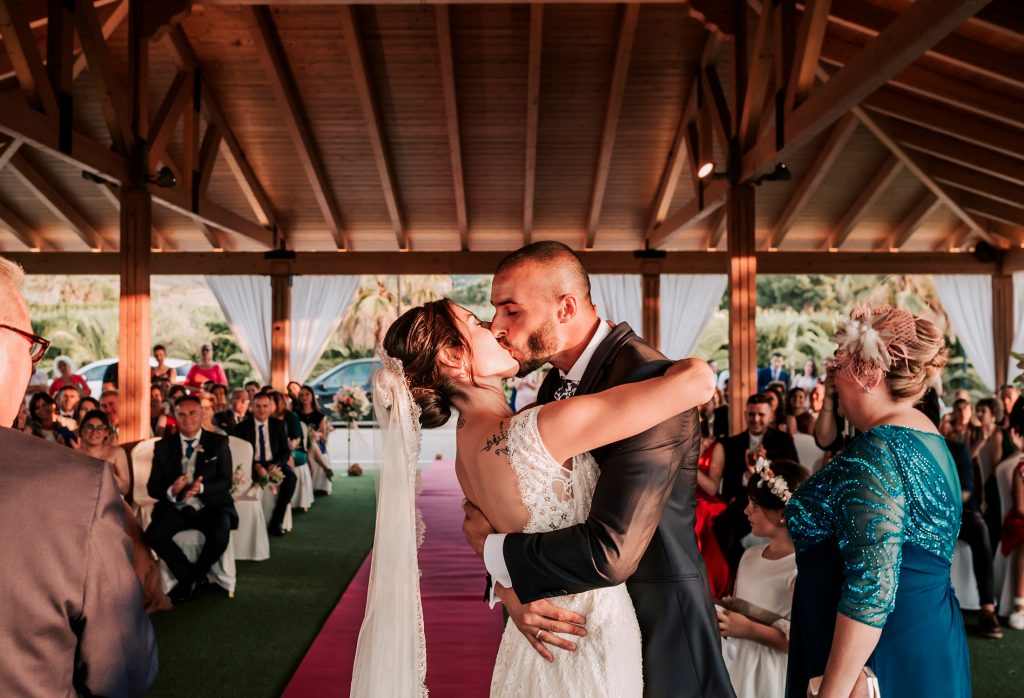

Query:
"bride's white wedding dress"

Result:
[[489, 406, 643, 698]]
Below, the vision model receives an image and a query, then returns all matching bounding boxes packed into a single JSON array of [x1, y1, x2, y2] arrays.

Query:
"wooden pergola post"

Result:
[[642, 272, 660, 350], [270, 274, 291, 390], [117, 0, 150, 443], [993, 273, 1013, 390], [727, 183, 757, 436]]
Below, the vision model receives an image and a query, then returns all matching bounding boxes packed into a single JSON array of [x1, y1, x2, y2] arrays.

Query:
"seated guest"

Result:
[[144, 396, 238, 603], [943, 397, 973, 443], [101, 360, 118, 391], [79, 409, 171, 614], [98, 389, 120, 440], [27, 391, 76, 447], [765, 382, 788, 433], [74, 396, 100, 426], [714, 393, 798, 574], [286, 381, 302, 402], [234, 392, 296, 536], [793, 359, 819, 393], [211, 383, 229, 413], [999, 384, 1020, 431], [198, 392, 226, 435], [54, 384, 80, 431], [295, 385, 334, 480], [785, 387, 816, 435], [757, 352, 790, 392], [973, 397, 1005, 545], [183, 343, 227, 390], [217, 389, 250, 433], [48, 355, 90, 397], [150, 385, 170, 438], [244, 380, 260, 401], [151, 344, 176, 383]]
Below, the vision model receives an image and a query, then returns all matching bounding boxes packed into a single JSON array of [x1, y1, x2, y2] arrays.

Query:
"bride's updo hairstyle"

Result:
[[383, 299, 473, 429], [830, 305, 949, 402]]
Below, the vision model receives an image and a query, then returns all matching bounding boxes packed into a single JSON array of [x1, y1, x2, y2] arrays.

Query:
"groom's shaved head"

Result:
[[495, 241, 591, 302]]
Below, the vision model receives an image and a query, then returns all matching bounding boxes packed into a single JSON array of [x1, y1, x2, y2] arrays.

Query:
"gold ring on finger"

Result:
[[535, 628, 544, 640]]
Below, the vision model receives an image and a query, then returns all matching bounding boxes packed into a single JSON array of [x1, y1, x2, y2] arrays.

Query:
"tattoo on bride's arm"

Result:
[[481, 421, 510, 457]]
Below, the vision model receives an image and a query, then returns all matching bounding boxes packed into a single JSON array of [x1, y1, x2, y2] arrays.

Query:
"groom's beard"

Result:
[[508, 320, 559, 377]]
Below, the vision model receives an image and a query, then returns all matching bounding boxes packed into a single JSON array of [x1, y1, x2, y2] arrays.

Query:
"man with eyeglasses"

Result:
[[0, 255, 157, 696]]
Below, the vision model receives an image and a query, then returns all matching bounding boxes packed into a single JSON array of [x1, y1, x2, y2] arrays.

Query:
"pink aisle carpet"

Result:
[[283, 461, 505, 697]]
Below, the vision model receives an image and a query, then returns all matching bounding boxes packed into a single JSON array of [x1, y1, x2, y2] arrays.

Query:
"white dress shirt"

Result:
[[483, 318, 612, 601], [167, 429, 205, 506]]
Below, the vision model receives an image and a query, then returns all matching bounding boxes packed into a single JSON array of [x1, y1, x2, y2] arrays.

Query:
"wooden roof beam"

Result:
[[953, 191, 1024, 231], [196, 123, 221, 198], [0, 136, 21, 169], [648, 179, 729, 249], [738, 4, 774, 153], [764, 112, 857, 250], [74, 0, 132, 153], [705, 207, 727, 250], [340, 6, 405, 250], [826, 154, 901, 249], [95, 184, 175, 251], [786, 0, 831, 112], [934, 222, 972, 252], [0, 0, 59, 115], [435, 6, 468, 251], [880, 192, 941, 251], [0, 194, 47, 250], [146, 71, 190, 174], [584, 4, 639, 250], [924, 156, 1024, 210], [741, 0, 994, 184], [244, 7, 345, 248], [9, 150, 104, 249], [523, 4, 542, 245]]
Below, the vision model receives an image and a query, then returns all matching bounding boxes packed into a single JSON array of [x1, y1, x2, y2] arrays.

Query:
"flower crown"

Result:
[[754, 457, 793, 504]]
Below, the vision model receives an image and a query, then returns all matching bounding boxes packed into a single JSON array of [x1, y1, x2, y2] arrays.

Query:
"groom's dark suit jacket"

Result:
[[503, 323, 734, 698]]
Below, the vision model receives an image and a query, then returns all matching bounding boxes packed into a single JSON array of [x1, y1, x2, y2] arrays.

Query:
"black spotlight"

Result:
[[972, 240, 1000, 264]]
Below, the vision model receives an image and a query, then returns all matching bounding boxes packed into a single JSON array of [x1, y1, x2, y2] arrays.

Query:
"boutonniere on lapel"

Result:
[[194, 444, 205, 455]]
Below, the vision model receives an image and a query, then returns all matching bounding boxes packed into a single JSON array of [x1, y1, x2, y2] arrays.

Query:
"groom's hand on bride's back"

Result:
[[496, 584, 587, 663], [462, 499, 494, 557]]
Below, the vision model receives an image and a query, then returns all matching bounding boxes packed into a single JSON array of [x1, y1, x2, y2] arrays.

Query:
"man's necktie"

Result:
[[258, 424, 267, 463], [553, 378, 579, 401], [184, 439, 196, 461]]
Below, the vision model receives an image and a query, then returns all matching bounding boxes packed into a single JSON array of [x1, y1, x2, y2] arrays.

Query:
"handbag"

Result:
[[807, 667, 880, 698]]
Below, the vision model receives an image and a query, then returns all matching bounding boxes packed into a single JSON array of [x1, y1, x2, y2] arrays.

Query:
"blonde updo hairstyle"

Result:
[[884, 313, 949, 401]]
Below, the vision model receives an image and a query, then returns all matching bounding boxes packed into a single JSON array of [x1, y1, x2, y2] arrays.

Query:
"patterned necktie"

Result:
[[553, 378, 579, 401], [258, 424, 267, 463], [184, 439, 196, 461]]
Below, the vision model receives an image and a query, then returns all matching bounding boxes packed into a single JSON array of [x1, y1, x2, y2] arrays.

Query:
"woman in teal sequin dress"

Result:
[[785, 306, 970, 697]]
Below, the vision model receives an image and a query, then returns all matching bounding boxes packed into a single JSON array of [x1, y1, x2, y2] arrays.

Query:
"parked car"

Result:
[[308, 357, 382, 422], [80, 357, 193, 397]]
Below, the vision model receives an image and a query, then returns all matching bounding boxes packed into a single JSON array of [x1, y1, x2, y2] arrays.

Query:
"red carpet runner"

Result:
[[283, 461, 505, 697]]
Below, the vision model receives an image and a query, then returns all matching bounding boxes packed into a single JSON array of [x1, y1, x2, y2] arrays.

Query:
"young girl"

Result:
[[718, 458, 808, 698]]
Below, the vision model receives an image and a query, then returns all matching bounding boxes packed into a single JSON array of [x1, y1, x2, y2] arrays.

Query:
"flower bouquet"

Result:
[[255, 465, 286, 494], [229, 463, 247, 497], [333, 384, 371, 424]]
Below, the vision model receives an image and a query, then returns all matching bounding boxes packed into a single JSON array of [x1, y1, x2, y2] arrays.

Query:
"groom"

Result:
[[463, 241, 733, 697]]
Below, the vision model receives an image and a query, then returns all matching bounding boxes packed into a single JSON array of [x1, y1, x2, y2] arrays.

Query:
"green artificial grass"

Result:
[[147, 473, 377, 698], [965, 611, 1024, 698]]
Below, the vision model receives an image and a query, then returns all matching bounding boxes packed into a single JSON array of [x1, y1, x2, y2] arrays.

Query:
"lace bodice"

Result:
[[785, 426, 961, 628], [505, 406, 600, 534]]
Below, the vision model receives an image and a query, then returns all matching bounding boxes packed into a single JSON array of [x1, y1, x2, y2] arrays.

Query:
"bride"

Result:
[[351, 299, 715, 697]]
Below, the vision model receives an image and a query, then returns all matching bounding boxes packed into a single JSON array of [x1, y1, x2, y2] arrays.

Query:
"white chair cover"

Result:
[[130, 438, 160, 530], [261, 488, 294, 532], [303, 422, 334, 495], [159, 530, 237, 596], [791, 433, 825, 474], [993, 456, 1018, 616], [950, 540, 981, 611], [292, 463, 315, 511], [228, 437, 270, 562]]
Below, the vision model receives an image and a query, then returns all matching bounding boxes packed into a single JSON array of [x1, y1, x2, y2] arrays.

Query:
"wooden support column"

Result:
[[117, 0, 150, 443], [270, 274, 291, 390], [727, 183, 757, 436], [993, 273, 1013, 390], [642, 273, 660, 351]]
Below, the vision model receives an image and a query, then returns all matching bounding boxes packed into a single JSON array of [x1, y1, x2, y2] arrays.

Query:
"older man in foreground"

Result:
[[0, 255, 157, 697]]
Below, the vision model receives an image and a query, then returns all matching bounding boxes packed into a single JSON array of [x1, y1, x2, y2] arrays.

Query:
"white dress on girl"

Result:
[[722, 543, 797, 698]]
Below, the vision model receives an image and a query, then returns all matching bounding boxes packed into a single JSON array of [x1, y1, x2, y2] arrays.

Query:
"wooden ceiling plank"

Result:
[[523, 4, 542, 245], [738, 4, 774, 153], [954, 190, 1024, 229], [925, 155, 1024, 210], [340, 6, 405, 250], [584, 4, 639, 249], [786, 0, 831, 111], [648, 179, 729, 249], [197, 221, 226, 250], [644, 84, 698, 239], [703, 62, 731, 149], [244, 7, 345, 248], [706, 207, 727, 249], [0, 136, 21, 169], [146, 70, 189, 173], [0, 0, 59, 115], [934, 222, 972, 252], [0, 193, 46, 249], [153, 185, 273, 247], [881, 192, 941, 250], [826, 154, 902, 249], [9, 150, 103, 249], [765, 112, 857, 250], [95, 184, 175, 251], [435, 6, 468, 251], [71, 0, 127, 79], [73, 0, 132, 153], [742, 0, 994, 183], [196, 122, 220, 198]]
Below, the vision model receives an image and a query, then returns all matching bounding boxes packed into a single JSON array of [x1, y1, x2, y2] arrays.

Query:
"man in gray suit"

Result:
[[0, 256, 157, 697], [463, 242, 733, 697]]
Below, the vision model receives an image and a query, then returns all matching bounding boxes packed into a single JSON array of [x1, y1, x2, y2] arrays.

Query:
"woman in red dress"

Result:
[[697, 412, 731, 598]]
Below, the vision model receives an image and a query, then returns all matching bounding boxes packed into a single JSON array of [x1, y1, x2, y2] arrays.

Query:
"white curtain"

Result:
[[290, 275, 361, 385], [1010, 272, 1024, 384], [933, 275, 995, 392], [660, 274, 728, 359], [206, 276, 272, 384], [590, 275, 643, 334]]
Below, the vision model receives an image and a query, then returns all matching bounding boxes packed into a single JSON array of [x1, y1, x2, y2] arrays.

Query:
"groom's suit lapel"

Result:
[[575, 322, 636, 397]]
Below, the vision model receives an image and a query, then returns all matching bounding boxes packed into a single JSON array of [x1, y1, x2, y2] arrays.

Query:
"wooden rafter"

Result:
[[244, 7, 345, 248], [0, 0, 59, 115], [196, 123, 221, 198], [924, 156, 1024, 210], [648, 179, 729, 249], [9, 150, 104, 249], [584, 4, 639, 249], [764, 112, 857, 250], [523, 4, 542, 245], [826, 154, 901, 249], [197, 222, 227, 250], [340, 6, 406, 250], [953, 191, 1024, 230], [0, 193, 46, 249], [934, 222, 972, 252], [705, 207, 727, 249], [95, 184, 175, 251], [738, 4, 774, 152], [146, 71, 190, 174], [703, 62, 731, 149], [742, 0, 994, 183], [182, 69, 199, 192], [74, 0, 132, 153], [786, 0, 831, 112], [0, 137, 21, 169], [880, 192, 941, 250], [435, 6, 468, 251]]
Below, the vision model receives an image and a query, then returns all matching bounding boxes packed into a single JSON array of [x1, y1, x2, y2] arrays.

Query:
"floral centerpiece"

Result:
[[334, 383, 371, 424]]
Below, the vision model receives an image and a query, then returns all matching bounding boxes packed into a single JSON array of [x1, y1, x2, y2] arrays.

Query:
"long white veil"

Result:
[[350, 347, 428, 697]]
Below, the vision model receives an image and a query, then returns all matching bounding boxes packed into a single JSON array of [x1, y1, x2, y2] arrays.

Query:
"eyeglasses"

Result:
[[81, 424, 110, 434], [1, 324, 50, 363]]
